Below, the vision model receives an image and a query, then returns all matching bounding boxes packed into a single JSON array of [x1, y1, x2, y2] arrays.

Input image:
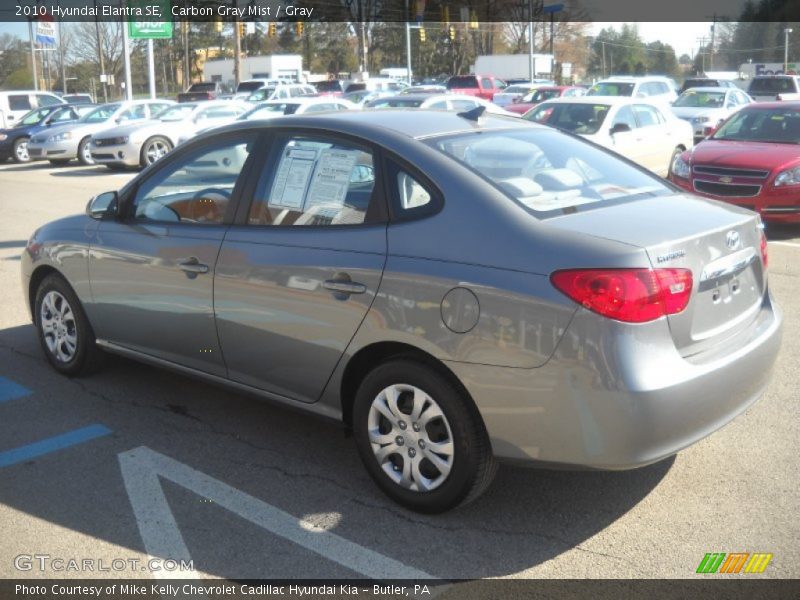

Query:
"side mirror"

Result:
[[86, 191, 118, 220], [610, 123, 631, 135]]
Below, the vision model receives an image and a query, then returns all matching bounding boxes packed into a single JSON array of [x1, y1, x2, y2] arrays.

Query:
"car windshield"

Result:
[[523, 102, 611, 135], [49, 106, 79, 122], [504, 85, 532, 94], [587, 82, 635, 96], [712, 106, 800, 144], [368, 98, 424, 108], [525, 88, 564, 103], [244, 103, 300, 118], [80, 103, 121, 123], [189, 83, 217, 92], [315, 81, 343, 92], [749, 77, 797, 94], [447, 76, 478, 89], [158, 105, 197, 121], [237, 81, 266, 92], [674, 90, 725, 108], [19, 107, 54, 125], [427, 128, 671, 216]]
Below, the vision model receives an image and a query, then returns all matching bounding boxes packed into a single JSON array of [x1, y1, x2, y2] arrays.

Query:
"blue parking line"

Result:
[[0, 425, 112, 468], [0, 377, 31, 404]]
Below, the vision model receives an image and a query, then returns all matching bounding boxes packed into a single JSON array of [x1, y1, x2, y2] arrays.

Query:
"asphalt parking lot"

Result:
[[0, 159, 798, 581]]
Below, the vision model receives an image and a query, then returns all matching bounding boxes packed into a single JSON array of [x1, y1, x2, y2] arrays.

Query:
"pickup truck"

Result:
[[177, 82, 229, 103], [747, 75, 800, 102], [445, 74, 506, 101]]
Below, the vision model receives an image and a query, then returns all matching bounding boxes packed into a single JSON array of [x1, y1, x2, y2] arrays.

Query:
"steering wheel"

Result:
[[187, 187, 231, 222]]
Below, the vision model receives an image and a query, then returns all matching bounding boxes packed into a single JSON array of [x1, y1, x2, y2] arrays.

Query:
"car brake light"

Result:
[[760, 230, 768, 270], [550, 268, 693, 323]]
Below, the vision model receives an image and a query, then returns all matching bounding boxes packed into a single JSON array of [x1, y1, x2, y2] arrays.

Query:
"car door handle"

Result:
[[323, 278, 366, 295], [178, 257, 209, 274]]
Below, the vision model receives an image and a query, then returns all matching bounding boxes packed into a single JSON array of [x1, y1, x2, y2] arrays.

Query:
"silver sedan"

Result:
[[21, 110, 782, 513]]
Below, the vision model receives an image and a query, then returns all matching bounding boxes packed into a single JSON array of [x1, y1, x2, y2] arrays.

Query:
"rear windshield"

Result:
[[244, 103, 300, 118], [526, 88, 564, 103], [367, 98, 424, 108], [523, 102, 611, 135], [188, 83, 217, 92], [447, 76, 479, 89], [681, 79, 718, 91], [674, 90, 725, 108], [315, 81, 344, 92], [712, 106, 800, 144], [237, 81, 266, 92], [749, 77, 798, 94], [587, 82, 635, 96], [426, 128, 671, 216]]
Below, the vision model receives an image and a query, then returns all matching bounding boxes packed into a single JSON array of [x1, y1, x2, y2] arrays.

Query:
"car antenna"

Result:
[[457, 105, 486, 122]]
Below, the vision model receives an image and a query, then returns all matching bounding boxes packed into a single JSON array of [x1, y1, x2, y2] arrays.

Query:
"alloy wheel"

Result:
[[367, 383, 455, 492], [40, 290, 78, 363], [14, 140, 29, 162], [145, 140, 170, 164]]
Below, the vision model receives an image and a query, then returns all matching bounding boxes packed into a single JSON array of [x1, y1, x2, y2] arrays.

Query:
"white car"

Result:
[[90, 101, 249, 169], [27, 100, 173, 165], [587, 76, 678, 104], [246, 84, 317, 103], [670, 87, 754, 142], [525, 96, 693, 177], [365, 94, 519, 117], [492, 81, 553, 107], [0, 90, 64, 128], [240, 97, 358, 120]]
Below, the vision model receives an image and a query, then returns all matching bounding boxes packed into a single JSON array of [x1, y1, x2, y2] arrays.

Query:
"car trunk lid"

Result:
[[548, 193, 766, 355]]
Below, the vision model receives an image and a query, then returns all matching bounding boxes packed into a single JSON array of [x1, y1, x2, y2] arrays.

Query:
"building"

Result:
[[203, 55, 304, 86]]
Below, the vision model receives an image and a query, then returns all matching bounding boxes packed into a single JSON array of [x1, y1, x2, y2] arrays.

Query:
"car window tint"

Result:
[[451, 98, 477, 110], [133, 135, 253, 225], [612, 105, 638, 129], [149, 103, 172, 117], [120, 105, 147, 121], [20, 107, 52, 125], [249, 137, 376, 227], [481, 78, 493, 89], [8, 95, 32, 111]]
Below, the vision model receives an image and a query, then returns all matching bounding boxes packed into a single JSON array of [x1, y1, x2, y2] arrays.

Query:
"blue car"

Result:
[[0, 104, 94, 163]]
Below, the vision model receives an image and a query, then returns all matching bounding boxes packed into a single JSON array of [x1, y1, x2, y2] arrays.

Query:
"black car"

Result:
[[680, 78, 738, 93], [0, 104, 93, 163]]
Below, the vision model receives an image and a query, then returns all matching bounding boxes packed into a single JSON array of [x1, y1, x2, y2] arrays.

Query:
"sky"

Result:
[[590, 22, 718, 60]]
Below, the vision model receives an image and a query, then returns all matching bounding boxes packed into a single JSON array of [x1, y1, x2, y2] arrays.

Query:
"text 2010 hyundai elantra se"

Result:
[[21, 109, 782, 513]]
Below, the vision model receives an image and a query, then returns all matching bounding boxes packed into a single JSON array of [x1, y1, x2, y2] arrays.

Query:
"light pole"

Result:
[[785, 28, 793, 74]]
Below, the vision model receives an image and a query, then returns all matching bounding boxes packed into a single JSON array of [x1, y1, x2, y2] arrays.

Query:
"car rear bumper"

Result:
[[447, 290, 782, 469]]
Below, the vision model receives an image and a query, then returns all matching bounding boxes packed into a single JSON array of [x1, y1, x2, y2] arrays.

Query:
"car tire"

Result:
[[140, 136, 172, 168], [12, 137, 30, 163], [352, 359, 497, 513], [77, 137, 94, 166], [49, 159, 70, 166], [668, 146, 685, 178], [34, 273, 105, 376]]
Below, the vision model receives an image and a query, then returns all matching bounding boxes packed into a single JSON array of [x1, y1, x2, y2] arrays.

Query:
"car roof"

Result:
[[211, 109, 532, 140], [736, 100, 800, 109], [595, 76, 672, 82], [539, 96, 641, 105]]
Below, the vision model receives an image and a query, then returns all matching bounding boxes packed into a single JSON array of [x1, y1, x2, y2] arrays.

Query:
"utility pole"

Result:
[[93, 0, 107, 102], [183, 3, 190, 87], [27, 21, 39, 91], [708, 13, 717, 70], [601, 41, 606, 78], [527, 0, 534, 82], [696, 36, 708, 74], [233, 0, 242, 88], [785, 28, 794, 74]]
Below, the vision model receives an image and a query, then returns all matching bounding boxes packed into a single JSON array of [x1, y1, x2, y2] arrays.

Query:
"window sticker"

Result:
[[304, 149, 359, 211], [268, 147, 319, 209]]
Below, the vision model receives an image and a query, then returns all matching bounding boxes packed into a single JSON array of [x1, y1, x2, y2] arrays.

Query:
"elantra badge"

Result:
[[726, 230, 741, 250]]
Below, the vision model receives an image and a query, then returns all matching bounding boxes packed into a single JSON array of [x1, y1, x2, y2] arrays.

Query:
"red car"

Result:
[[505, 86, 586, 115], [669, 102, 800, 223], [445, 75, 504, 101]]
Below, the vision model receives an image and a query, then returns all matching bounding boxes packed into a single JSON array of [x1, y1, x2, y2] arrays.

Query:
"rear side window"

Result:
[[447, 76, 479, 89], [8, 95, 32, 111], [386, 160, 441, 221], [248, 137, 378, 227]]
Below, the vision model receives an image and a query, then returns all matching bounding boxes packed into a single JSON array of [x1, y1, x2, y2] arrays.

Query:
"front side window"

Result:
[[158, 105, 196, 122], [481, 78, 493, 89], [611, 105, 638, 130], [674, 90, 726, 108], [119, 105, 147, 121], [81, 104, 121, 123], [248, 137, 376, 227], [632, 104, 663, 127], [19, 107, 53, 125], [427, 128, 671, 216], [132, 134, 253, 225]]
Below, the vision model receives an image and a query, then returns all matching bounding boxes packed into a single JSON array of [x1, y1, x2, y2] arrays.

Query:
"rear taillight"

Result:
[[550, 268, 693, 323], [760, 230, 768, 270]]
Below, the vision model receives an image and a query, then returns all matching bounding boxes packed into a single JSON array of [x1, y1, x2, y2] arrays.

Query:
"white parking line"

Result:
[[119, 446, 436, 581]]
